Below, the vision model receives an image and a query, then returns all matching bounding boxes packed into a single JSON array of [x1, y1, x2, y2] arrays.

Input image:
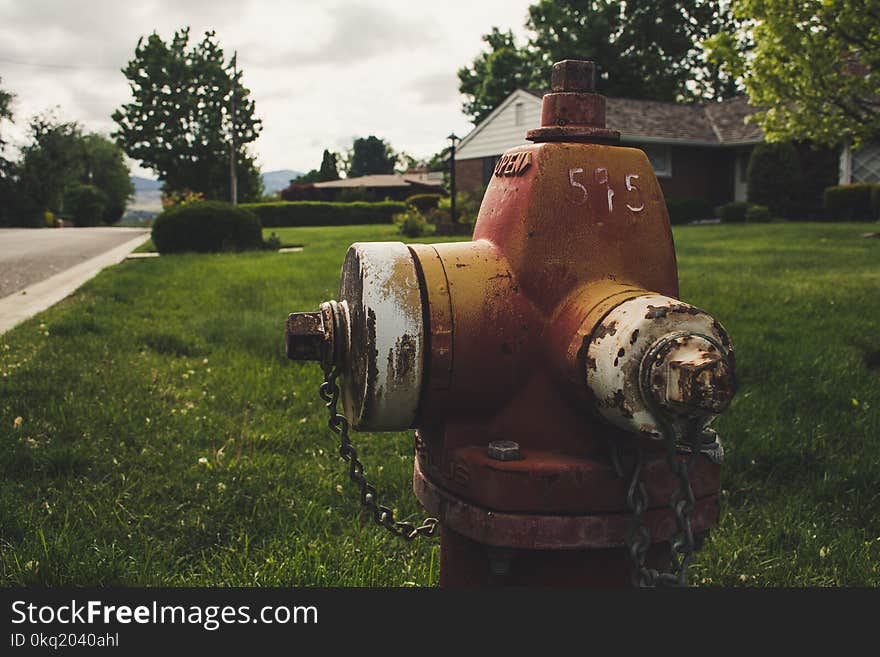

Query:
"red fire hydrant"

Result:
[[286, 60, 736, 587]]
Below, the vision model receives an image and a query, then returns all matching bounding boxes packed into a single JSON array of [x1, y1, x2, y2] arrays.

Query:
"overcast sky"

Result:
[[0, 0, 535, 179]]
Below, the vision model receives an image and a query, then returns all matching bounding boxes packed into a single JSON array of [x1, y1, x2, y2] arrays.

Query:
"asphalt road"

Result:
[[0, 227, 150, 298]]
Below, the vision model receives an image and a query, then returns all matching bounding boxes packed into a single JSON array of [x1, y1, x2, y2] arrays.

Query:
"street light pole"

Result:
[[447, 133, 459, 225]]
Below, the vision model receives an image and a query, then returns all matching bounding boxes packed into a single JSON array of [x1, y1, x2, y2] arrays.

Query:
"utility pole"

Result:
[[229, 51, 238, 205]]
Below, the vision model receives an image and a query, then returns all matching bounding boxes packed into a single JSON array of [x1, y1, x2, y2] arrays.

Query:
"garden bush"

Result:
[[151, 201, 263, 254], [823, 183, 879, 222], [872, 185, 880, 220], [717, 201, 750, 223], [745, 204, 772, 223], [394, 207, 434, 238], [665, 196, 713, 225], [405, 193, 443, 212], [747, 142, 803, 219], [240, 201, 405, 227], [63, 184, 107, 227]]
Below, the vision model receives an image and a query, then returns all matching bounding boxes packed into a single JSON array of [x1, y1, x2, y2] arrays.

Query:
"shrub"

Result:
[[63, 184, 107, 227], [872, 185, 880, 220], [745, 204, 772, 223], [405, 193, 443, 212], [665, 196, 713, 225], [240, 201, 405, 228], [823, 183, 879, 222], [717, 201, 750, 223], [438, 192, 481, 230], [151, 201, 263, 254], [394, 208, 435, 238], [747, 142, 803, 219]]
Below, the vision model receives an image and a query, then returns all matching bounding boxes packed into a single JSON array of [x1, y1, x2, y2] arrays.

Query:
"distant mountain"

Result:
[[127, 170, 302, 208], [131, 176, 162, 192], [262, 170, 302, 195]]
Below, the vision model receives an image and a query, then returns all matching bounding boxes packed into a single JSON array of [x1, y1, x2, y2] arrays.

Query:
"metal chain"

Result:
[[319, 367, 438, 541], [613, 423, 705, 588]]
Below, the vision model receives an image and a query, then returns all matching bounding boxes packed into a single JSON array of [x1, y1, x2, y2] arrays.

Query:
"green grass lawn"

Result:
[[1, 222, 878, 586]]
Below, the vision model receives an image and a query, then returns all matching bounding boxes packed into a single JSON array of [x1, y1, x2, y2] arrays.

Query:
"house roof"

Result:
[[312, 174, 443, 189], [476, 90, 764, 147]]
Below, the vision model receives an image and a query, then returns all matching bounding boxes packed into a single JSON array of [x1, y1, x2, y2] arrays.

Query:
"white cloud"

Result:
[[0, 0, 534, 177]]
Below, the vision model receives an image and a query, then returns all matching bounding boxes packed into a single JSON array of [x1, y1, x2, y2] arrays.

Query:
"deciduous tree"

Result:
[[347, 136, 397, 177], [458, 0, 739, 123], [113, 28, 264, 201], [704, 0, 880, 147]]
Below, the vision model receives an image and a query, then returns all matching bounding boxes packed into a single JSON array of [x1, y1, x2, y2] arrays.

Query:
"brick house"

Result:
[[454, 88, 878, 207]]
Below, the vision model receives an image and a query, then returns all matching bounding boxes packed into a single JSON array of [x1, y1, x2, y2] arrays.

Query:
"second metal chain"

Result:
[[319, 367, 439, 541]]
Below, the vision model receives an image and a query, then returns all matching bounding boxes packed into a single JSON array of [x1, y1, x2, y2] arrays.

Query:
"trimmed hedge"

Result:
[[745, 204, 772, 223], [152, 201, 263, 254], [241, 201, 406, 227], [823, 183, 879, 222], [872, 185, 880, 220], [665, 196, 713, 225], [717, 201, 750, 223]]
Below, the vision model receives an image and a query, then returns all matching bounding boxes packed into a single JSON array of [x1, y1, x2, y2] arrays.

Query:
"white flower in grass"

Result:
[[198, 456, 208, 466], [13, 416, 23, 429]]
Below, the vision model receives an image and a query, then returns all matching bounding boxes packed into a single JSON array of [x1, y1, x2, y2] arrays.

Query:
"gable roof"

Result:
[[458, 89, 763, 153], [312, 173, 442, 190]]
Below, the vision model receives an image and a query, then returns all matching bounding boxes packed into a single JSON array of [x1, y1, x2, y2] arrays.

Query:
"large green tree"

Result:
[[16, 115, 85, 225], [113, 28, 264, 201], [459, 0, 739, 123], [704, 0, 880, 147], [0, 78, 15, 226], [11, 115, 132, 227], [347, 136, 397, 177], [81, 134, 135, 223], [0, 77, 13, 169]]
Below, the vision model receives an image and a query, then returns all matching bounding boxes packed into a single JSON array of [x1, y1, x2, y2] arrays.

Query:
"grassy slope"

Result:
[[0, 223, 878, 586]]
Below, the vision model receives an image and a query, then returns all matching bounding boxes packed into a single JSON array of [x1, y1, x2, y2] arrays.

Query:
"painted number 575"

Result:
[[568, 167, 644, 213]]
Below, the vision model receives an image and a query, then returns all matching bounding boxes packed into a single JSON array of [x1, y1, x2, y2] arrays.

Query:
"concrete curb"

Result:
[[0, 231, 151, 335]]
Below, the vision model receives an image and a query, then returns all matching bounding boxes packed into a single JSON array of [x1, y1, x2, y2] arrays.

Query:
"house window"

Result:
[[642, 145, 672, 178], [514, 102, 524, 126]]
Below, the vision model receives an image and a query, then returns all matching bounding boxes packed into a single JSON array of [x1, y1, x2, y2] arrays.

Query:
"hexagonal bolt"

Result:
[[551, 60, 596, 93], [286, 310, 332, 363], [487, 440, 522, 461], [649, 335, 735, 416]]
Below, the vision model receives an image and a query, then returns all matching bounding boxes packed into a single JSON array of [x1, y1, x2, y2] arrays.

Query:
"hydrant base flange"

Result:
[[413, 458, 720, 550]]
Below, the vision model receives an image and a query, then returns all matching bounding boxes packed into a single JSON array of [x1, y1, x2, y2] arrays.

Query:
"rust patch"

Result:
[[388, 333, 418, 383], [645, 303, 703, 320], [611, 389, 633, 419], [592, 320, 618, 340]]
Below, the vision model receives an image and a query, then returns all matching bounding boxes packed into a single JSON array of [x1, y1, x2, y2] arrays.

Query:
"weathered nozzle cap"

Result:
[[585, 294, 735, 440], [285, 242, 426, 432]]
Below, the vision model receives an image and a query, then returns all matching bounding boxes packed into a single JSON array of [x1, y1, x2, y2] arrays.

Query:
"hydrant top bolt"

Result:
[[551, 60, 596, 93], [488, 440, 522, 461]]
